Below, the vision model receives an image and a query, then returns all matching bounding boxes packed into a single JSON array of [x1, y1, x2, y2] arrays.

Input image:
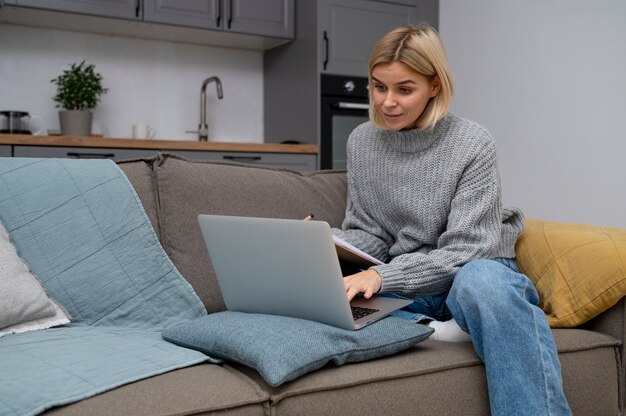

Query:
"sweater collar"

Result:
[[377, 113, 453, 153]]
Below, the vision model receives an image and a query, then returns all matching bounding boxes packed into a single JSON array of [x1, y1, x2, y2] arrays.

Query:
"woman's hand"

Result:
[[343, 269, 382, 301]]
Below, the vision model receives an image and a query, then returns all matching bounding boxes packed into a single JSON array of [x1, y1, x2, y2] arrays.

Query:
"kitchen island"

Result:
[[0, 134, 319, 171]]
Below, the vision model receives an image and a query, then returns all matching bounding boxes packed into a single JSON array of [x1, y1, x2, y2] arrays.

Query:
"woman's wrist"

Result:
[[369, 268, 382, 294]]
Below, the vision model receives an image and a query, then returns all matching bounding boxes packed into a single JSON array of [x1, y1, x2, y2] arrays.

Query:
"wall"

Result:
[[0, 24, 264, 142], [440, 1, 626, 228]]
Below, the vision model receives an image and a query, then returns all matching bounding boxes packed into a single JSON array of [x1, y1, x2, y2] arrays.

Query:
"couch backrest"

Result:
[[117, 157, 160, 238], [121, 153, 348, 313]]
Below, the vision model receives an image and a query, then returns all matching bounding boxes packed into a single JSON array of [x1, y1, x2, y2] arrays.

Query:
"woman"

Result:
[[332, 24, 572, 416]]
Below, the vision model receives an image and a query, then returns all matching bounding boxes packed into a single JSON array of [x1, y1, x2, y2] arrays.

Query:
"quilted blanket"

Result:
[[0, 158, 211, 415]]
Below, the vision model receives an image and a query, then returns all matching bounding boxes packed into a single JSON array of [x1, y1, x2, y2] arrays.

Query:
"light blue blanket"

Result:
[[0, 158, 211, 415]]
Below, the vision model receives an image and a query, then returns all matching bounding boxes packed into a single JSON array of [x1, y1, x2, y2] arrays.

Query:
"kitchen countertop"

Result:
[[0, 134, 319, 154]]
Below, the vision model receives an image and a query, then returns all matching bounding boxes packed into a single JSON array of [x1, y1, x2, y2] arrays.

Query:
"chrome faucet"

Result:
[[198, 76, 223, 141]]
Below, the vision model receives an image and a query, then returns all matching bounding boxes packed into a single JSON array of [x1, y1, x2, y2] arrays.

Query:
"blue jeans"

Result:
[[383, 258, 572, 416]]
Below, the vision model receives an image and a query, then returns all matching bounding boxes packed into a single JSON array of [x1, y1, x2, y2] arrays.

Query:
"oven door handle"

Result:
[[336, 102, 370, 110]]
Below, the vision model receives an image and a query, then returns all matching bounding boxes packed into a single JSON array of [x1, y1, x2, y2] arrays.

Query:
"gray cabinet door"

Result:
[[370, 0, 416, 5], [143, 0, 293, 38], [320, 0, 416, 76], [5, 0, 140, 20], [143, 0, 220, 29], [13, 146, 156, 161], [172, 150, 317, 171], [227, 0, 294, 38], [0, 145, 11, 157]]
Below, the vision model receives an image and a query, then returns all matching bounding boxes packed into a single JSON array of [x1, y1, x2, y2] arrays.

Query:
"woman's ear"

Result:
[[430, 75, 442, 97]]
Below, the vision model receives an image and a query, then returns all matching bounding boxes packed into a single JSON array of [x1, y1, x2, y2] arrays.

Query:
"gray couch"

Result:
[[45, 153, 624, 416]]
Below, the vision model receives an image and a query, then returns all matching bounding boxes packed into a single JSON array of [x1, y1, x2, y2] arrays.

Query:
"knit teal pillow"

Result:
[[162, 311, 433, 387]]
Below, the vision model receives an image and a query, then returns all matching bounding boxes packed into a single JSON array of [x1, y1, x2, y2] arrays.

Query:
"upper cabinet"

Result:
[[228, 0, 293, 38], [320, 0, 416, 76], [2, 0, 140, 20], [143, 0, 294, 38], [0, 0, 294, 50], [143, 0, 218, 29]]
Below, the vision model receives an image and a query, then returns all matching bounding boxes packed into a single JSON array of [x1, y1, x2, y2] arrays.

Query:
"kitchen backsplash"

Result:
[[0, 24, 264, 142]]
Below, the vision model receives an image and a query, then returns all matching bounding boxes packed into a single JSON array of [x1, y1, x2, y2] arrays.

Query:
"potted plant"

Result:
[[51, 61, 108, 137]]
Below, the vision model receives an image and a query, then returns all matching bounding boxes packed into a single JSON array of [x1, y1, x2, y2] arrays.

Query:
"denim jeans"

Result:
[[383, 258, 572, 416]]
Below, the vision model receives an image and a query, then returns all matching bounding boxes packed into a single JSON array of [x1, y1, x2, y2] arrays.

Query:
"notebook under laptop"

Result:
[[197, 214, 412, 330]]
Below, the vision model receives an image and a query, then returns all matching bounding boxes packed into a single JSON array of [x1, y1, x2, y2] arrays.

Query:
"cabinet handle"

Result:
[[217, 0, 222, 27], [323, 31, 329, 71], [67, 152, 115, 159], [228, 0, 233, 29], [135, 0, 140, 19], [337, 102, 370, 110], [222, 155, 262, 162]]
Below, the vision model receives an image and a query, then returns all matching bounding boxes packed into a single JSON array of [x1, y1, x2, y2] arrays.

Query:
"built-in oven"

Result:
[[320, 74, 370, 170]]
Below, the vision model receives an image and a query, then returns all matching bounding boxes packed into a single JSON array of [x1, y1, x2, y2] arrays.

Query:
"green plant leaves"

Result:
[[51, 61, 108, 111]]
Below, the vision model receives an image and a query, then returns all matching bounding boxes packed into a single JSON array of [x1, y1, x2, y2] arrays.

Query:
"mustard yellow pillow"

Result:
[[515, 218, 626, 328]]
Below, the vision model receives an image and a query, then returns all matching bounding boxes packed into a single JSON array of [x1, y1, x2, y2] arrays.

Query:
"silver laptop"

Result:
[[197, 214, 412, 330]]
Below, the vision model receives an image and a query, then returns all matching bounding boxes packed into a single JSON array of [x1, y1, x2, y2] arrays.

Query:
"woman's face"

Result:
[[371, 61, 441, 131]]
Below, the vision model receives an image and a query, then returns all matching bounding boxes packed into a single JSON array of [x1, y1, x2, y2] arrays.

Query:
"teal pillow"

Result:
[[162, 311, 433, 386]]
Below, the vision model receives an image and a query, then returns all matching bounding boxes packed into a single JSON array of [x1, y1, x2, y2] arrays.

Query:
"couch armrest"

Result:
[[583, 298, 625, 344], [582, 297, 625, 411]]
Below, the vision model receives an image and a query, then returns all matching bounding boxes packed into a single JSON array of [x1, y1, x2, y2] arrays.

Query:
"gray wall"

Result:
[[440, 0, 626, 228]]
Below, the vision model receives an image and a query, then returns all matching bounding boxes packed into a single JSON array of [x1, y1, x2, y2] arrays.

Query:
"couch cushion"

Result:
[[236, 340, 489, 415], [0, 221, 69, 336], [515, 218, 626, 327], [152, 153, 347, 313], [43, 363, 268, 416], [117, 158, 160, 237], [162, 311, 433, 387], [233, 329, 620, 416]]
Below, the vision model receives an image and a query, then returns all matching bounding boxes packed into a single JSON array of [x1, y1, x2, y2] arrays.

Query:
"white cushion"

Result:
[[0, 221, 70, 337]]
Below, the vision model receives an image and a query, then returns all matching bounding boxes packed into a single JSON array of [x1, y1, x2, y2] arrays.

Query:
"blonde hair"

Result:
[[368, 24, 454, 130]]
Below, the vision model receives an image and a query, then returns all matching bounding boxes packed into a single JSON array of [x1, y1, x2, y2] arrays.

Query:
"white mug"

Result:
[[28, 114, 44, 135], [132, 124, 155, 139]]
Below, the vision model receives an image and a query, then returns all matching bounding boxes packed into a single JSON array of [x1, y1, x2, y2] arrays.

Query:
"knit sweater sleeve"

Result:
[[372, 139, 503, 296]]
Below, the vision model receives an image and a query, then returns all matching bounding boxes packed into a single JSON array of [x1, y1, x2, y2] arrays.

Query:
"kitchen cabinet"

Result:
[[0, 0, 293, 50], [228, 0, 293, 38], [13, 146, 156, 161], [372, 0, 416, 5], [143, 0, 217, 30], [320, 0, 416, 75], [144, 0, 294, 39], [13, 145, 316, 170], [2, 0, 139, 20], [172, 150, 316, 171], [1, 135, 319, 171]]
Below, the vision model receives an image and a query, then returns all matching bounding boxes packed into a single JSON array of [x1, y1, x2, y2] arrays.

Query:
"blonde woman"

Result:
[[332, 25, 571, 415]]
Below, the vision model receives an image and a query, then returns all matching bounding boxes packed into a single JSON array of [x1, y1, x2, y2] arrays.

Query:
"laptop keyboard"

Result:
[[351, 305, 379, 320]]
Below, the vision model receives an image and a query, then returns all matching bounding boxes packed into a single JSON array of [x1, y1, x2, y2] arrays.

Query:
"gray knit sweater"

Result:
[[332, 113, 525, 297]]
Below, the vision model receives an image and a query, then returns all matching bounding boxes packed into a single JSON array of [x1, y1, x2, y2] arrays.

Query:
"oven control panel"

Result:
[[321, 74, 369, 98]]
